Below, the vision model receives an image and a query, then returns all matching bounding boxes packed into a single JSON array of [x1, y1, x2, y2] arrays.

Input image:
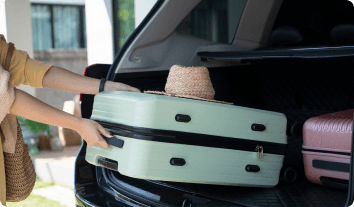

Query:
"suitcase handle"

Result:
[[97, 157, 118, 171], [100, 133, 124, 148]]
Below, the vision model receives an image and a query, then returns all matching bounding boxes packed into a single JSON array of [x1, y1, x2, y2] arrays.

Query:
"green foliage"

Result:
[[7, 179, 68, 207], [7, 194, 65, 207], [117, 0, 135, 47], [17, 116, 51, 137], [33, 179, 55, 190], [17, 116, 27, 125]]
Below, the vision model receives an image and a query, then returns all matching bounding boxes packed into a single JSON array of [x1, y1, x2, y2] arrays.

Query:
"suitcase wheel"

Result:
[[281, 167, 297, 184], [290, 122, 303, 137]]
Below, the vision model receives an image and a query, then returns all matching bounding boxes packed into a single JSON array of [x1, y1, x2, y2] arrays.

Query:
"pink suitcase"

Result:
[[303, 109, 353, 188]]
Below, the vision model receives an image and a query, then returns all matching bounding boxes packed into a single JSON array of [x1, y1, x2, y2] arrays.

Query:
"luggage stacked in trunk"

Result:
[[85, 91, 288, 187]]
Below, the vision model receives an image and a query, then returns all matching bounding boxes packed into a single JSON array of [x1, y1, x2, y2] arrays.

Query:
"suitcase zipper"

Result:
[[94, 120, 287, 156], [255, 145, 264, 159]]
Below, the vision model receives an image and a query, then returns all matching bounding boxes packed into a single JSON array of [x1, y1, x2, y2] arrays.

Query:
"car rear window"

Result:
[[177, 0, 247, 45]]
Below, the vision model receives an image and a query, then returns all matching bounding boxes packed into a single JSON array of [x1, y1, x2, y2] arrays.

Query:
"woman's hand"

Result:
[[104, 81, 141, 93], [75, 118, 114, 149], [10, 89, 114, 149]]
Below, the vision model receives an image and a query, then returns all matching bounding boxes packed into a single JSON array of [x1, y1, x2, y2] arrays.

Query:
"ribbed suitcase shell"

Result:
[[85, 91, 288, 187], [303, 109, 353, 186]]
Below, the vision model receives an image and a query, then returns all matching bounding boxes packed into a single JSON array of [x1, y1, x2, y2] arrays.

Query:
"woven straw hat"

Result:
[[145, 65, 233, 105]]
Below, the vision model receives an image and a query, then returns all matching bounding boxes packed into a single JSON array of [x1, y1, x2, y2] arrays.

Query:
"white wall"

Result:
[[0, 1, 6, 40], [85, 0, 114, 65], [1, 0, 36, 97], [134, 0, 157, 28], [85, 0, 157, 66], [31, 0, 85, 5]]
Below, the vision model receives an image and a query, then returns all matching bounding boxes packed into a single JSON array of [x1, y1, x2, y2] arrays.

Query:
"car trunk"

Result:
[[81, 55, 354, 206]]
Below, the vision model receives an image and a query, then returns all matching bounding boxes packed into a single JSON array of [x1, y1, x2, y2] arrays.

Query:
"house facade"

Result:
[[0, 0, 157, 137]]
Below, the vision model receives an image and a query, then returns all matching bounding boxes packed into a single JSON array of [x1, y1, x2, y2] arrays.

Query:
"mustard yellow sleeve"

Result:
[[0, 34, 52, 88], [21, 57, 53, 88]]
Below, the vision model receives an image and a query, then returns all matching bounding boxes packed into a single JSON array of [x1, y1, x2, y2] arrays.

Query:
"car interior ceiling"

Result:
[[89, 0, 354, 206]]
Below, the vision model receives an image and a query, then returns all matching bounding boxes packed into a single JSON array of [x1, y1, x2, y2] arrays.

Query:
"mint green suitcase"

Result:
[[85, 91, 288, 187]]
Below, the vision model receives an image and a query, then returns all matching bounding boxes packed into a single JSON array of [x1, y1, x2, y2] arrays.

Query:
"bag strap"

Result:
[[4, 42, 14, 71]]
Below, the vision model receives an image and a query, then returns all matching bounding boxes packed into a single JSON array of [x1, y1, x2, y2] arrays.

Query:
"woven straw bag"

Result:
[[2, 43, 36, 202]]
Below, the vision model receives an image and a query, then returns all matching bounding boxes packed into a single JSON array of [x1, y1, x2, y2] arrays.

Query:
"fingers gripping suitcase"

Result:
[[303, 109, 353, 188], [85, 91, 288, 187]]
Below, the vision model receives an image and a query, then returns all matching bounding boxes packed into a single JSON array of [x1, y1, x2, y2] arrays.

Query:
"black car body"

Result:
[[75, 0, 354, 206]]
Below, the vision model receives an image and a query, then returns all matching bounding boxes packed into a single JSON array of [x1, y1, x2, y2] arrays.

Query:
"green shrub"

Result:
[[17, 116, 51, 137]]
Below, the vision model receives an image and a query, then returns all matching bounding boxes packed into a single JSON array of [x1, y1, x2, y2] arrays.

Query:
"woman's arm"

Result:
[[42, 66, 141, 94], [10, 88, 113, 149]]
